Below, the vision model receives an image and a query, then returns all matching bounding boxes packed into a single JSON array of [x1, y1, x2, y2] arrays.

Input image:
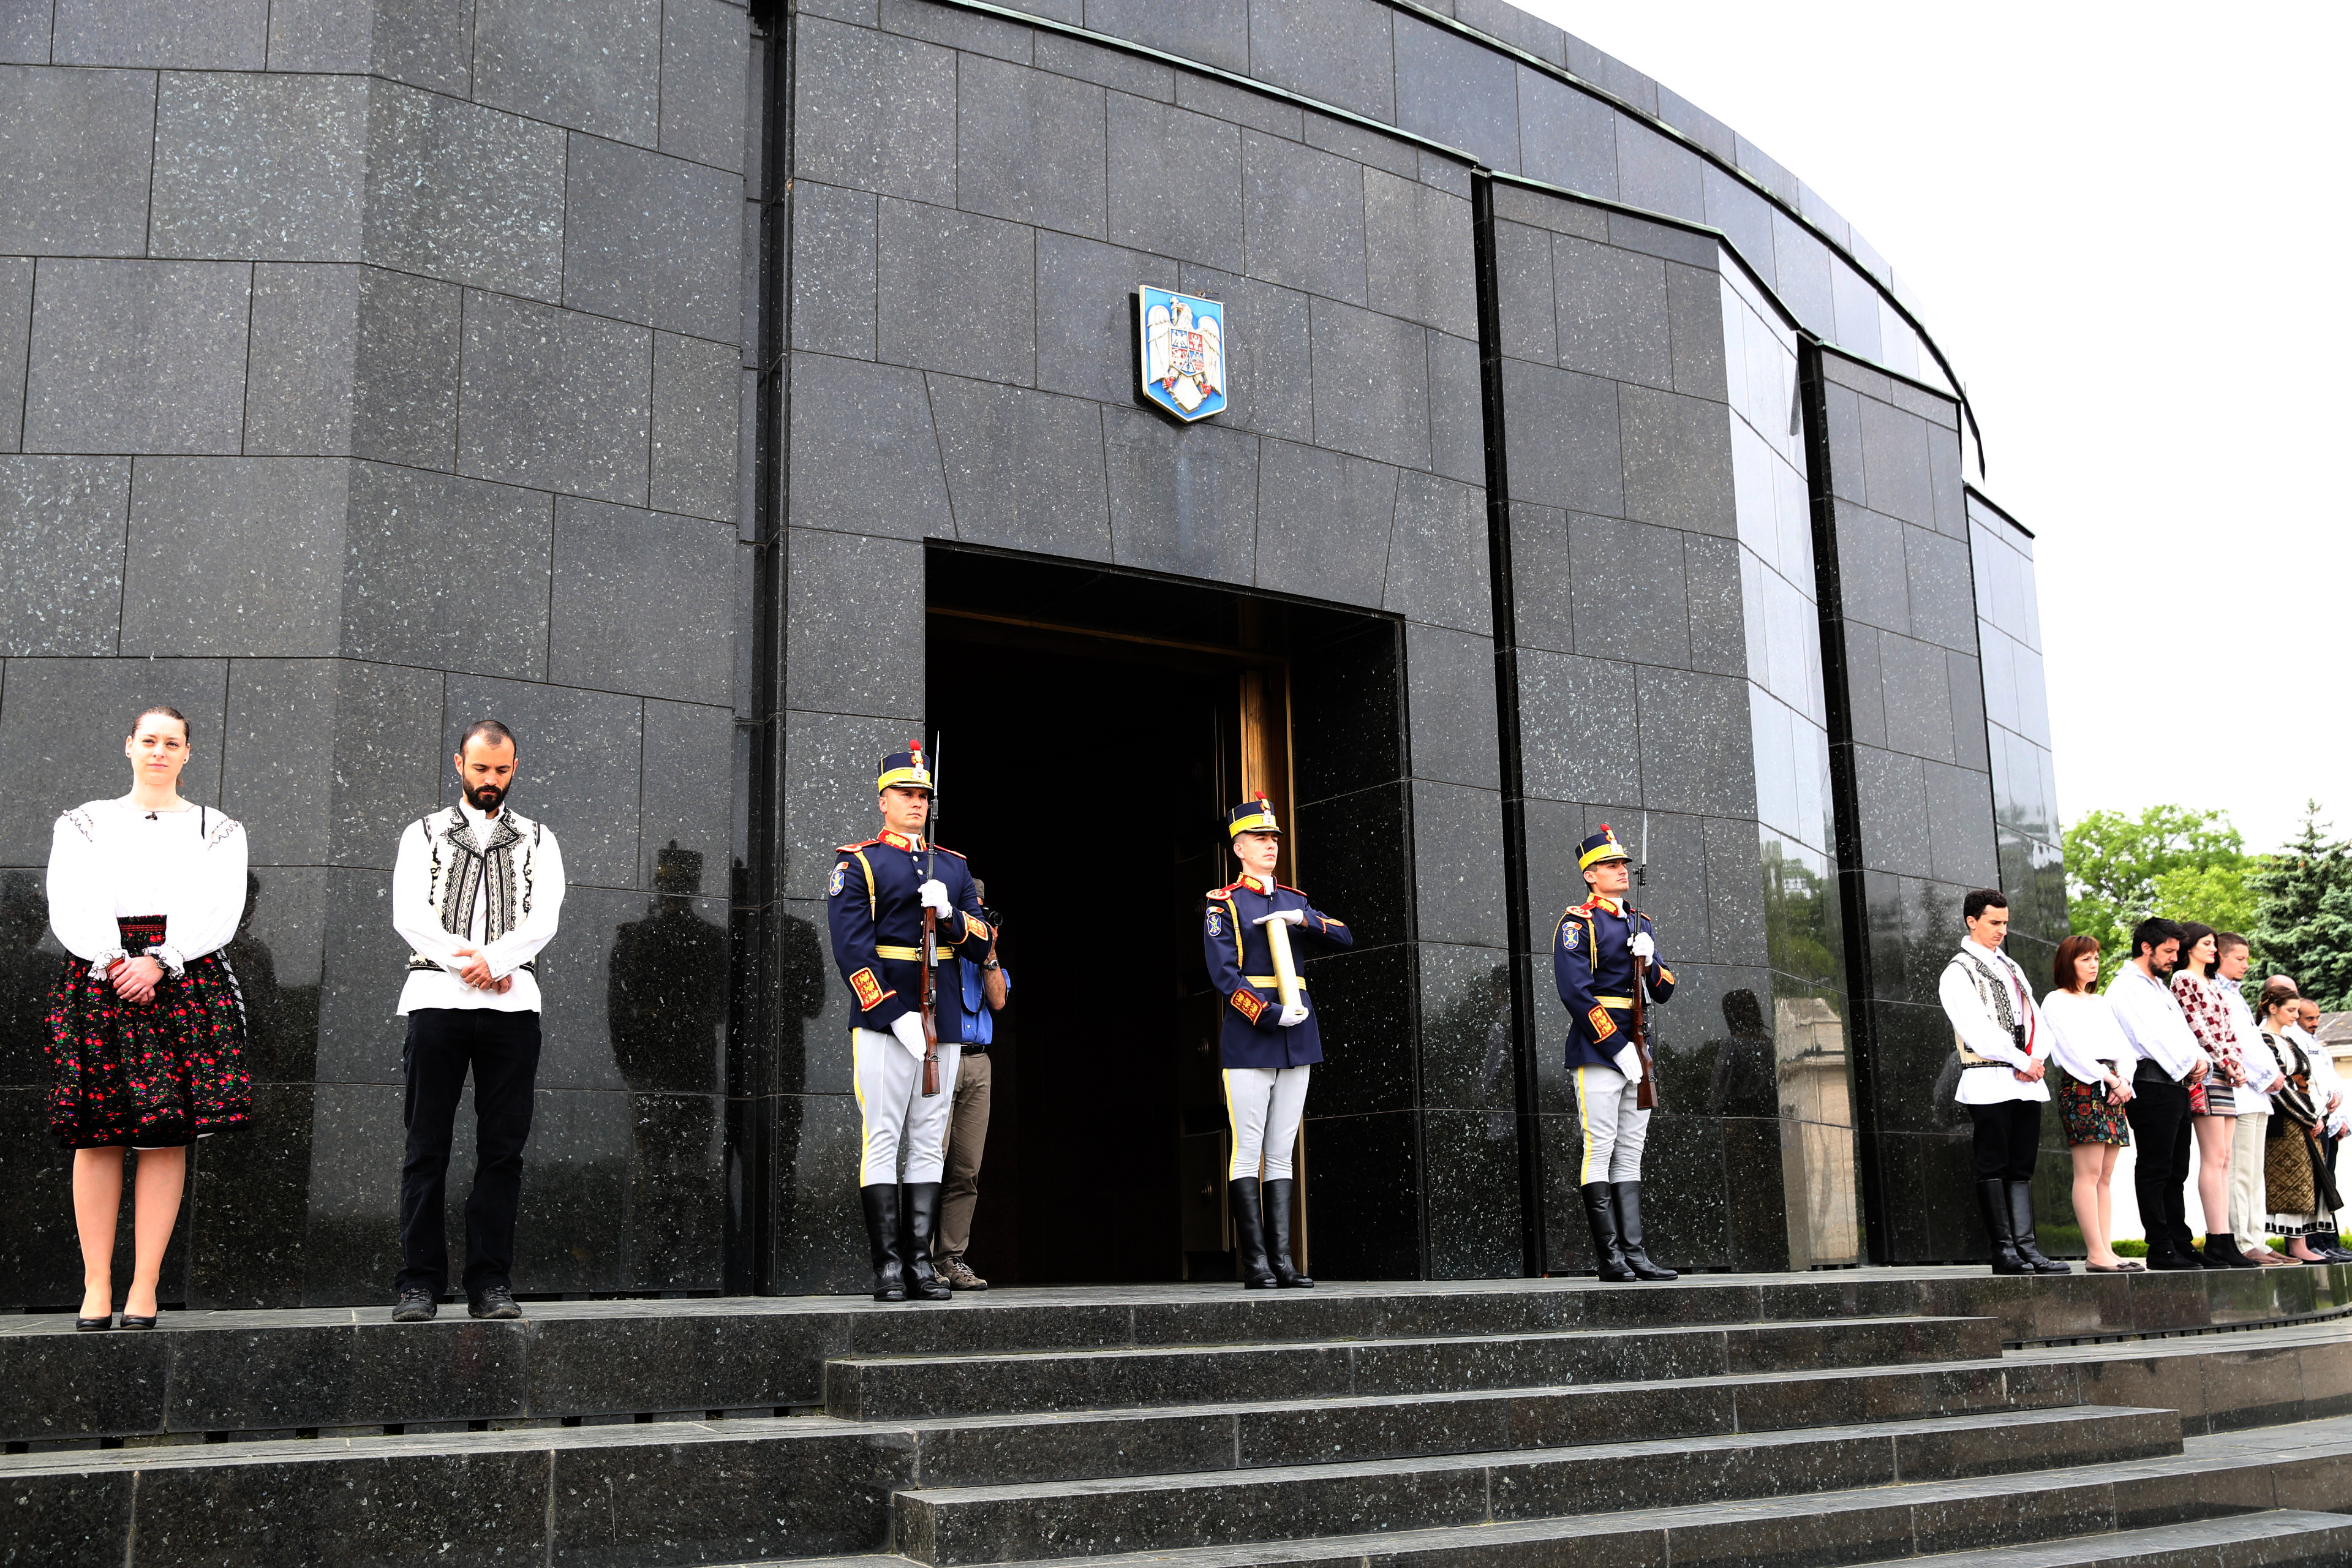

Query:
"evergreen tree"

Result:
[[2248, 804, 2352, 1007], [2063, 805, 2250, 986]]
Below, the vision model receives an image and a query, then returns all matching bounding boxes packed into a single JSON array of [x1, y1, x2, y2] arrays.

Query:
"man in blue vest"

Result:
[[1555, 825, 1677, 1282], [826, 743, 993, 1302]]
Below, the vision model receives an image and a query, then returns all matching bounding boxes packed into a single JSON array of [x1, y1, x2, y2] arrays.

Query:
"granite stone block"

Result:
[[1246, 0, 1393, 121], [1619, 385, 1734, 537], [928, 376, 1110, 561], [122, 458, 348, 658], [1858, 394, 1934, 528], [1569, 513, 1689, 668], [1853, 744, 1932, 878], [1411, 780, 1508, 946], [1831, 258, 1884, 363], [1832, 503, 1909, 635], [1363, 169, 1478, 339], [1492, 182, 1608, 242], [0, 64, 155, 256], [1667, 259, 1728, 403], [134, 1447, 550, 1565], [1425, 330, 1484, 488], [1499, 358, 1622, 517], [564, 134, 741, 343], [1514, 67, 1616, 198], [0, 256, 24, 450], [637, 696, 732, 895], [1509, 503, 1572, 654], [1107, 96, 1243, 273], [1552, 235, 1670, 390], [791, 181, 878, 360], [243, 265, 360, 458], [149, 72, 368, 261], [1770, 209, 1834, 338], [1637, 666, 1754, 818], [781, 529, 921, 717], [1904, 524, 1978, 654], [652, 331, 738, 523], [1699, 165, 1776, 292], [1035, 231, 1153, 407], [1083, 0, 1248, 73], [1406, 623, 1500, 790], [1302, 108, 1417, 181], [0, 455, 129, 657], [1493, 219, 1558, 366], [0, 1473, 132, 1565], [0, 1, 51, 63], [1035, 30, 1172, 101], [219, 656, 442, 869], [353, 265, 463, 469], [363, 81, 567, 302], [1175, 263, 1311, 443], [1684, 532, 1744, 677], [0, 658, 227, 865], [783, 355, 952, 541], [459, 291, 652, 505], [476, 0, 659, 145], [1924, 760, 1998, 887], [342, 461, 552, 680], [1517, 648, 1637, 805], [661, 0, 749, 172], [440, 676, 642, 889], [50, 0, 265, 67], [1174, 70, 1301, 141], [1254, 440, 1394, 609], [782, 711, 921, 899], [794, 17, 956, 206], [1102, 405, 1259, 582], [1613, 118, 1703, 225], [880, 0, 1031, 62], [957, 55, 1106, 239], [1242, 131, 1366, 307], [1310, 296, 1430, 469], [1392, 12, 1517, 169], [1384, 470, 1490, 636], [875, 198, 1034, 384], [24, 259, 251, 456], [551, 497, 734, 703]]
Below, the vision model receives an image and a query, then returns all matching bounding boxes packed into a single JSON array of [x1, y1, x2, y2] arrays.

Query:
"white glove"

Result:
[[889, 1011, 928, 1059], [1255, 909, 1306, 927], [918, 879, 951, 917], [1630, 930, 1656, 960], [1277, 1001, 1310, 1027]]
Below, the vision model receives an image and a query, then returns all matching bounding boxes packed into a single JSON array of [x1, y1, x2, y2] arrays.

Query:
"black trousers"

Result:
[[2125, 1068, 2194, 1254], [1967, 1098, 2042, 1181], [398, 1008, 541, 1295]]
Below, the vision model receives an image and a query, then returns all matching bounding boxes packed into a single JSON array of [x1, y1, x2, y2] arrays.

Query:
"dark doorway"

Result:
[[923, 546, 1401, 1285]]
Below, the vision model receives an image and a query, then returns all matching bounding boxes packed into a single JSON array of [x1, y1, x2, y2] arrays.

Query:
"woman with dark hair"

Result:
[[45, 706, 251, 1329], [2041, 934, 2138, 1270], [2171, 923, 2258, 1266], [2260, 980, 2342, 1261]]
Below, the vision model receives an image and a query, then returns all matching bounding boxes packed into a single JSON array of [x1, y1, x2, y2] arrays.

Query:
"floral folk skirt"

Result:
[[44, 917, 251, 1150], [2057, 1073, 2132, 1146]]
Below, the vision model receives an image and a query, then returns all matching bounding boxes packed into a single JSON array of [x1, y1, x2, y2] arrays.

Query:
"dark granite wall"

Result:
[[0, 0, 2060, 1298]]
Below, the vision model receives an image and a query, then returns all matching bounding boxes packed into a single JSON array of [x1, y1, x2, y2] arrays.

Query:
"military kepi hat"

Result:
[[1577, 823, 1633, 870], [876, 739, 933, 794], [1227, 792, 1282, 838]]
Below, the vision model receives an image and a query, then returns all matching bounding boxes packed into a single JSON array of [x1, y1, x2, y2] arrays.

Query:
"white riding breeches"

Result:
[[853, 1028, 960, 1186], [1225, 1065, 1311, 1180], [1575, 1063, 1649, 1185]]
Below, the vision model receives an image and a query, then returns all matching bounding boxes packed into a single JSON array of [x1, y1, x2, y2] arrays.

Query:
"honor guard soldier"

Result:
[[1204, 794, 1352, 1288], [827, 743, 992, 1302], [1556, 825, 1678, 1282]]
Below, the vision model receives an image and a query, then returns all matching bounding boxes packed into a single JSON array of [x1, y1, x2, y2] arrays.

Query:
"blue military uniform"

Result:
[[1555, 824, 1678, 1283], [1204, 794, 1346, 1289], [826, 743, 993, 1303], [1204, 875, 1352, 1068]]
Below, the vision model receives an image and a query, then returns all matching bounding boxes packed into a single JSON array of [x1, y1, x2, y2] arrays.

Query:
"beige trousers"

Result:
[[936, 1052, 992, 1261], [2230, 1108, 2271, 1253]]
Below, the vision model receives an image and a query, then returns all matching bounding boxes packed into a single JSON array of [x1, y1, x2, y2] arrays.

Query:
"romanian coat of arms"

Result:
[[1137, 286, 1226, 422]]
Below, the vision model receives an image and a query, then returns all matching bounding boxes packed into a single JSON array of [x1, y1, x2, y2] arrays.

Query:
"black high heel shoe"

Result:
[[75, 1312, 115, 1332], [119, 1303, 157, 1329]]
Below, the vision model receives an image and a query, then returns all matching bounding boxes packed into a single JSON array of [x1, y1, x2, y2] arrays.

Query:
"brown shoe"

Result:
[[937, 1256, 988, 1291]]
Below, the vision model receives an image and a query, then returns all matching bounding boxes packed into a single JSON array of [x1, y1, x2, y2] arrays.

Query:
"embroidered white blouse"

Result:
[[2040, 988, 2132, 1087], [391, 800, 566, 1016], [46, 798, 248, 974]]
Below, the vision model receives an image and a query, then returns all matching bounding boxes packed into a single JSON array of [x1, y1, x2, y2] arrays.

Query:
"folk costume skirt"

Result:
[[2266, 1121, 2339, 1235], [2056, 1071, 2132, 1147], [44, 917, 250, 1150]]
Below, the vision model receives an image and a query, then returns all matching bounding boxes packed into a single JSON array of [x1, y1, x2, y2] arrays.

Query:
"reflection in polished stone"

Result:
[[1774, 990, 1860, 1267], [0, 870, 52, 1089]]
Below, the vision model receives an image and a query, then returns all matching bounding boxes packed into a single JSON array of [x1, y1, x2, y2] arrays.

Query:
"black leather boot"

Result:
[[1580, 1183, 1637, 1281], [1228, 1178, 1278, 1288], [1610, 1182, 1678, 1280], [2197, 1229, 2261, 1270], [900, 1183, 953, 1300], [2006, 1181, 2070, 1273], [861, 1183, 906, 1302], [1261, 1178, 1313, 1287], [1975, 1178, 2029, 1275]]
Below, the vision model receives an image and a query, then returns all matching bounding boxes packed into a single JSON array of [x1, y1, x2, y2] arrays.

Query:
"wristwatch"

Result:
[[981, 959, 1001, 971]]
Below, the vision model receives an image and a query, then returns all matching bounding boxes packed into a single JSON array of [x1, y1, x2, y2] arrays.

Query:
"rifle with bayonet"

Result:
[[1625, 813, 1657, 1111], [920, 733, 943, 1098]]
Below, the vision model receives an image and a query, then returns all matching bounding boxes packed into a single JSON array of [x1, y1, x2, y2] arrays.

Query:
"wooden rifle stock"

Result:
[[1626, 903, 1657, 1112], [921, 905, 940, 1097]]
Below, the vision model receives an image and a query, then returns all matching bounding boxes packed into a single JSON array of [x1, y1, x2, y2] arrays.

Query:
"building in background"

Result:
[[0, 0, 2061, 1302]]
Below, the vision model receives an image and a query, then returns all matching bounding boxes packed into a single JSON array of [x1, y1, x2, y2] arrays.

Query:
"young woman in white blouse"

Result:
[[45, 706, 251, 1329], [2041, 934, 2140, 1272]]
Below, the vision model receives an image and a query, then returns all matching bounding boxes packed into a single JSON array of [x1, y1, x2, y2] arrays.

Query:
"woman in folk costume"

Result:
[[2257, 979, 2343, 1262], [1203, 794, 1351, 1288], [45, 706, 251, 1329]]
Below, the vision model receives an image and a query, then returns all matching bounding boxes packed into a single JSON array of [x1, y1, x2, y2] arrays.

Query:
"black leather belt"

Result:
[[2133, 1060, 2182, 1085]]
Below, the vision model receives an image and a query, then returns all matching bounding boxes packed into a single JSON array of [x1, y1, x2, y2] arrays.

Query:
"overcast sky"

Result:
[[1516, 1, 2352, 854]]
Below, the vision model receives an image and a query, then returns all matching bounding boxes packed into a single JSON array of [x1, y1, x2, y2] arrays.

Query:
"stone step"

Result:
[[887, 1404, 2182, 1565], [9, 1265, 2348, 1446], [712, 1415, 2352, 1568], [823, 1313, 2000, 1419]]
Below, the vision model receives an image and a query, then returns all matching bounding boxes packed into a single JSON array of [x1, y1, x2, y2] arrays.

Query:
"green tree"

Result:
[[2062, 805, 2250, 985], [2248, 804, 2352, 1007]]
